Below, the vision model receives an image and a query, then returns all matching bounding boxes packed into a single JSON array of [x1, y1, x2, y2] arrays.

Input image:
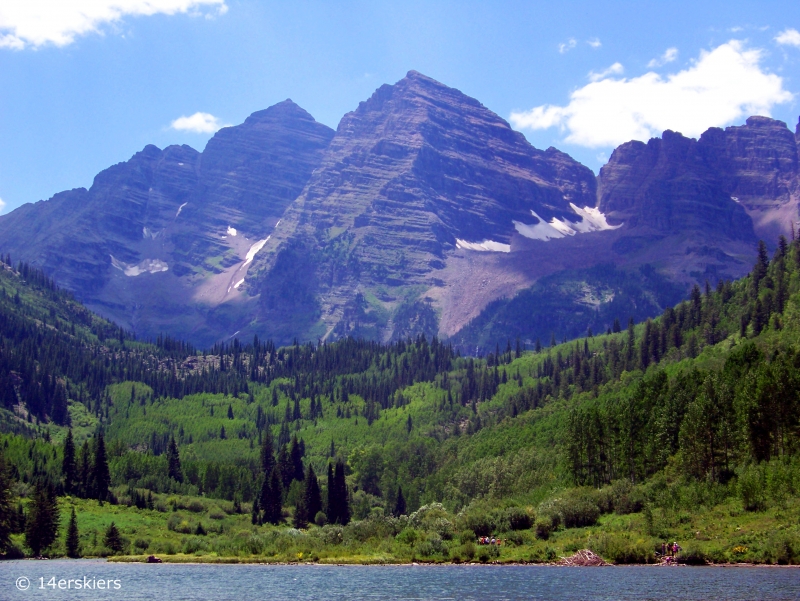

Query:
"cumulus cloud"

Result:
[[647, 47, 678, 68], [510, 41, 793, 148], [775, 28, 800, 48], [0, 1, 227, 49], [587, 38, 601, 49], [0, 197, 6, 213], [588, 62, 623, 82], [170, 112, 225, 133], [558, 38, 577, 54]]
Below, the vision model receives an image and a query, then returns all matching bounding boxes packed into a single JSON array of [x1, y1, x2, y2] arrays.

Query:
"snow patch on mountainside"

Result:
[[175, 202, 188, 218], [244, 237, 270, 266], [110, 256, 169, 277], [515, 204, 621, 242], [227, 226, 237, 236], [456, 239, 511, 253]]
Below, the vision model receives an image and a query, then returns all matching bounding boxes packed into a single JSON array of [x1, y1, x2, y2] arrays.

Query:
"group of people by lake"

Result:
[[660, 541, 681, 563], [477, 536, 502, 545]]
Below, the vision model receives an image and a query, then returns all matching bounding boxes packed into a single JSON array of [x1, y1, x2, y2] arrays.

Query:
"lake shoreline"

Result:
[[102, 555, 800, 568]]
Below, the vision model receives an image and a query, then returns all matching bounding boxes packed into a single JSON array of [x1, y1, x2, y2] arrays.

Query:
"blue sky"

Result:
[[1, 0, 799, 214]]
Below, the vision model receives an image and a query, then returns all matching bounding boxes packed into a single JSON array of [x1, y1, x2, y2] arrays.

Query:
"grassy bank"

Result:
[[18, 487, 800, 566]]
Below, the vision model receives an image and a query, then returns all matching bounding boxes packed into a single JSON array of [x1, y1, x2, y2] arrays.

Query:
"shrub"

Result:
[[395, 528, 420, 546], [314, 511, 327, 527], [739, 465, 766, 512], [460, 541, 476, 560], [762, 533, 800, 565], [462, 513, 492, 537], [133, 538, 150, 551], [560, 498, 600, 528], [535, 518, 552, 541], [501, 507, 533, 531], [208, 507, 226, 520], [588, 533, 655, 564], [185, 499, 205, 513], [679, 545, 707, 565]]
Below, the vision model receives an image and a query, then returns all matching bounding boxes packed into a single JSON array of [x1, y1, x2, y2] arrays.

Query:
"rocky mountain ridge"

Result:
[[0, 72, 797, 349]]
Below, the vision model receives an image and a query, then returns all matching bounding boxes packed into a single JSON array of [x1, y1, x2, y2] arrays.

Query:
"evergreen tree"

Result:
[[91, 434, 110, 502], [62, 429, 77, 495], [65, 507, 80, 558], [77, 440, 91, 498], [103, 522, 123, 553], [326, 462, 336, 522], [50, 382, 70, 426], [261, 469, 283, 525], [393, 486, 406, 517], [25, 482, 59, 557], [331, 461, 350, 525], [166, 436, 183, 483], [276, 446, 293, 489], [260, 428, 275, 476], [753, 240, 769, 290], [303, 465, 322, 526], [0, 454, 13, 552], [251, 500, 260, 525], [292, 493, 307, 529], [289, 436, 304, 482]]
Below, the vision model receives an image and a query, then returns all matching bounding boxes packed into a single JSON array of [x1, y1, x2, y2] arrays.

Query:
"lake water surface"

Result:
[[2, 560, 800, 600]]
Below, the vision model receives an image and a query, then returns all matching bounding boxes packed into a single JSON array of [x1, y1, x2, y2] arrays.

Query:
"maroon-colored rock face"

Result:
[[599, 117, 800, 244], [597, 130, 755, 241], [0, 101, 334, 345], [0, 68, 796, 348], [249, 71, 598, 341]]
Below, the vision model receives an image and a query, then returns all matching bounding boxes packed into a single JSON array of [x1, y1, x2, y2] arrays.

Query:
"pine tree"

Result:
[[103, 522, 123, 553], [303, 465, 322, 526], [753, 240, 769, 290], [25, 482, 59, 557], [393, 486, 406, 517], [276, 446, 293, 489], [251, 500, 260, 525], [91, 434, 110, 502], [333, 461, 350, 525], [292, 493, 307, 529], [326, 462, 336, 523], [50, 382, 70, 426], [289, 436, 304, 482], [0, 454, 12, 552], [77, 440, 91, 498], [62, 429, 77, 495], [260, 428, 275, 476], [166, 436, 183, 483], [261, 468, 283, 525], [65, 507, 80, 558]]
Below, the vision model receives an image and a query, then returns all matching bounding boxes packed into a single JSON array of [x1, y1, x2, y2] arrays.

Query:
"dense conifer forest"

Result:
[[0, 237, 799, 564]]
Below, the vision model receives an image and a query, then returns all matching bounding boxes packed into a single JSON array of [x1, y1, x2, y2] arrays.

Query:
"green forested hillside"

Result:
[[1, 237, 800, 564]]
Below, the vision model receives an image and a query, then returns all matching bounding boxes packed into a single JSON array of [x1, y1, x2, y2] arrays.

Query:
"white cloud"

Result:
[[587, 38, 601, 49], [647, 47, 678, 68], [170, 112, 225, 133], [0, 197, 6, 213], [0, 1, 227, 50], [775, 28, 800, 48], [558, 38, 577, 54], [510, 41, 793, 148], [588, 62, 623, 82]]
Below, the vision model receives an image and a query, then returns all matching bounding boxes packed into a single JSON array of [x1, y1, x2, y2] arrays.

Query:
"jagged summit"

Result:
[[0, 73, 796, 350], [243, 99, 318, 125]]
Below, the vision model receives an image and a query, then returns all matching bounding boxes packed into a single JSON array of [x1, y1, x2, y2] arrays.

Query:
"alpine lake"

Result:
[[2, 559, 800, 600]]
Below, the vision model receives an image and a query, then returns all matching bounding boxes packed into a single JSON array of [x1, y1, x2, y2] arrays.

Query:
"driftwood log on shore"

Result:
[[557, 550, 608, 566]]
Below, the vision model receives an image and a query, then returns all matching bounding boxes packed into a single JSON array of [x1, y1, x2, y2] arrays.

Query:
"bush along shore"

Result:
[[2, 237, 800, 564]]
